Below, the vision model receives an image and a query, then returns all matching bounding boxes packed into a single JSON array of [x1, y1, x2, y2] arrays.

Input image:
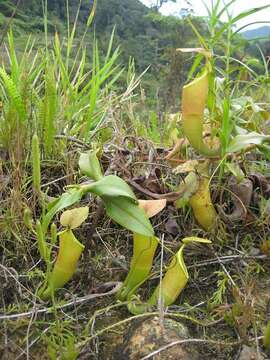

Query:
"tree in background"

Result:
[[154, 0, 176, 11], [149, 0, 192, 12]]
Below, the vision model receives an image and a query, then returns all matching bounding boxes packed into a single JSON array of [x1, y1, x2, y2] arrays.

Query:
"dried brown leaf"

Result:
[[138, 199, 167, 218]]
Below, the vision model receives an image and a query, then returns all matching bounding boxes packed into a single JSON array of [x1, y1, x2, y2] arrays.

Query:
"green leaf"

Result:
[[87, 0, 97, 27], [79, 150, 103, 181], [225, 163, 245, 183], [42, 189, 83, 233], [227, 132, 270, 153], [83, 175, 137, 202], [36, 220, 50, 261], [231, 5, 270, 25], [103, 196, 154, 237], [264, 320, 270, 349], [257, 145, 270, 161]]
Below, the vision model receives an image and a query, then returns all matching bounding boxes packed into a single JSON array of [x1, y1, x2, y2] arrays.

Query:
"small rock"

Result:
[[238, 345, 265, 360], [113, 317, 198, 360], [249, 247, 260, 256]]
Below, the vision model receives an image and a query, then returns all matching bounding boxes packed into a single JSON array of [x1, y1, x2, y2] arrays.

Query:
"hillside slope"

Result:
[[243, 25, 270, 39]]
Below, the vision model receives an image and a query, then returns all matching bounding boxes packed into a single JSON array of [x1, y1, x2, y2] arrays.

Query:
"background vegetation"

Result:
[[1, 0, 268, 110]]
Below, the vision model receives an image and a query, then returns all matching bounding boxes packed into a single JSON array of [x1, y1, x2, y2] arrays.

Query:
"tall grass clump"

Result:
[[1, 1, 126, 149], [0, 0, 137, 256]]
